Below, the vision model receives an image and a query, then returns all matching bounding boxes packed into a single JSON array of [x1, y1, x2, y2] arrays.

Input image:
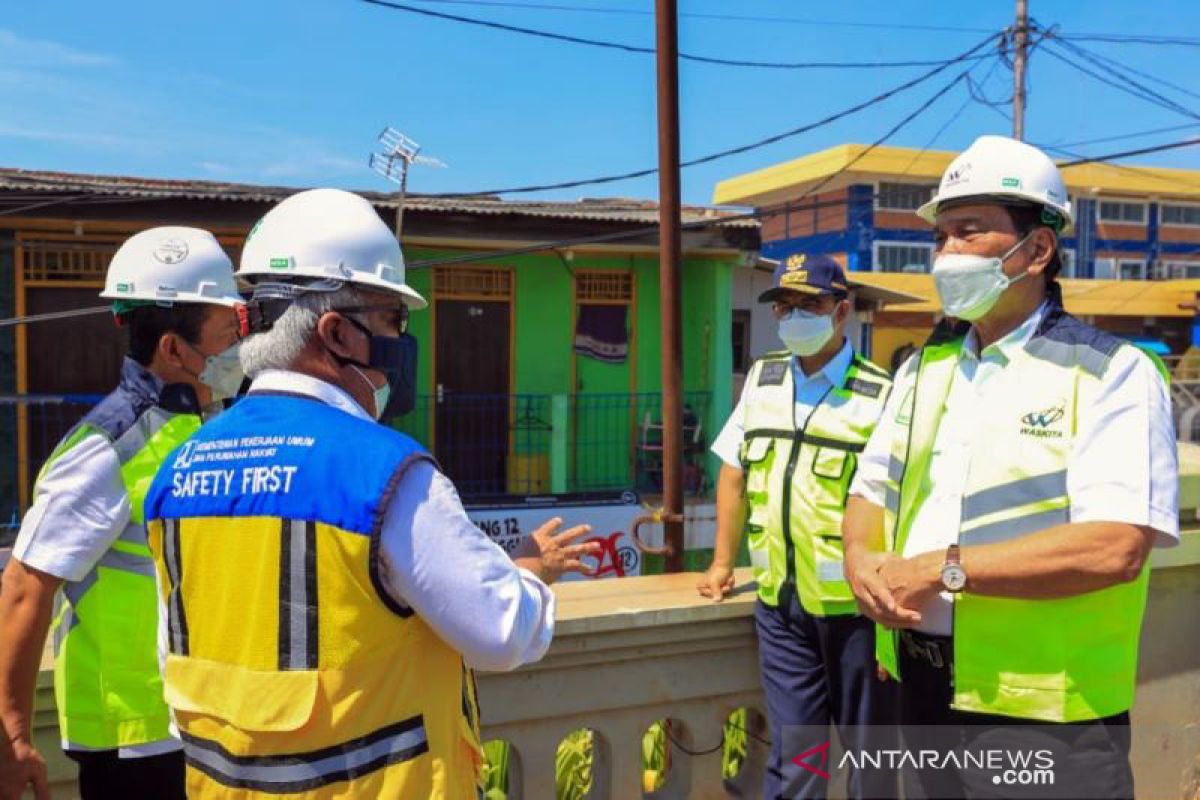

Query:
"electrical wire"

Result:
[[357, 0, 998, 70], [1047, 122, 1200, 150], [409, 68, 972, 269], [408, 0, 998, 33], [1039, 41, 1200, 121], [1043, 33, 1200, 120], [1051, 39, 1200, 103], [427, 33, 1000, 198], [1051, 33, 1200, 47], [408, 133, 1200, 271], [0, 306, 111, 328]]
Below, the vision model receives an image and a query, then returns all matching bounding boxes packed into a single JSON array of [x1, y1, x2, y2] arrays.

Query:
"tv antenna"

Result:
[[369, 126, 446, 239]]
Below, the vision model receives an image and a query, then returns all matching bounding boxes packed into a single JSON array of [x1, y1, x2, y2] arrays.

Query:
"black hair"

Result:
[[1003, 204, 1064, 282], [122, 303, 212, 367]]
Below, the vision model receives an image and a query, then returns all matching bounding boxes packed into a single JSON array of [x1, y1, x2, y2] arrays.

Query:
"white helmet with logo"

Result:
[[100, 226, 242, 308], [917, 135, 1074, 231], [238, 188, 427, 309]]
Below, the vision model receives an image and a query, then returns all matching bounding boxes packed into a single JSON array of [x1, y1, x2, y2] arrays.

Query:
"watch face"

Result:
[[942, 563, 968, 592]]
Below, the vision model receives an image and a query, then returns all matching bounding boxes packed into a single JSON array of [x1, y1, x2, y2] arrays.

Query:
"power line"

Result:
[[1038, 42, 1200, 122], [1052, 33, 1200, 47], [410, 133, 1200, 271], [1043, 33, 1200, 120], [427, 33, 1000, 198], [1057, 138, 1200, 168], [357, 0, 998, 70], [1048, 37, 1200, 103], [410, 68, 972, 269], [405, 0, 997, 32], [1047, 122, 1200, 150]]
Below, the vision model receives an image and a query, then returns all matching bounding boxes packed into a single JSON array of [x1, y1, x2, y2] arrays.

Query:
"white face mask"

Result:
[[778, 309, 835, 357], [196, 343, 244, 403], [932, 232, 1034, 321], [350, 364, 390, 421]]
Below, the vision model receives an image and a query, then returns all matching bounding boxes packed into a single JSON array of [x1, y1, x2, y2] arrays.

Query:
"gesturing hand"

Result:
[[512, 517, 602, 585]]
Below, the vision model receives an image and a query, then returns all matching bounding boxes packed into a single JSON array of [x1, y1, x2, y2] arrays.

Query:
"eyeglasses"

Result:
[[333, 304, 409, 334], [771, 296, 837, 318]]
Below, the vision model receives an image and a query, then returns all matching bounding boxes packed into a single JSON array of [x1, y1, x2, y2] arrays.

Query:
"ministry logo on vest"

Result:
[[1020, 402, 1066, 438]]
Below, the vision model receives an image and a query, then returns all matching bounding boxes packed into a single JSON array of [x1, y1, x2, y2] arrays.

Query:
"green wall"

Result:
[[398, 245, 736, 493]]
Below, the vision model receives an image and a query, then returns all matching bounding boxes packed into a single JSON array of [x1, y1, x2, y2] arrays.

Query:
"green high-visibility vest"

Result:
[[877, 311, 1154, 723], [740, 349, 892, 615], [47, 390, 201, 749]]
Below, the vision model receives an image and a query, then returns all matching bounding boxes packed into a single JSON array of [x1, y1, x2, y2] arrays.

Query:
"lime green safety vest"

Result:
[[741, 349, 892, 615], [877, 309, 1153, 723], [47, 359, 202, 748]]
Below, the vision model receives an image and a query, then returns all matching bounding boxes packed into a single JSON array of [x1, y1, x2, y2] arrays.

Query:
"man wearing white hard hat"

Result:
[[843, 135, 1177, 798], [141, 189, 599, 799], [0, 228, 244, 800]]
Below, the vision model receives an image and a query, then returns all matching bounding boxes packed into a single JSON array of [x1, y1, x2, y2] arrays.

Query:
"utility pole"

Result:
[[654, 0, 685, 572], [1013, 0, 1029, 140]]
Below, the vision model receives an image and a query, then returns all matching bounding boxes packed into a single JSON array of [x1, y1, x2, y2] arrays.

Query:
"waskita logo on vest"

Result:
[[1020, 404, 1065, 438]]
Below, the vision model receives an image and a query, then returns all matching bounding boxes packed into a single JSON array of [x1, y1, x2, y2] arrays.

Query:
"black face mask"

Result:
[[332, 314, 418, 422]]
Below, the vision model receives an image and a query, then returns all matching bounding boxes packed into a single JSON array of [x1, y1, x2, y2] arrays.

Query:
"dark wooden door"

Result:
[[434, 299, 511, 497]]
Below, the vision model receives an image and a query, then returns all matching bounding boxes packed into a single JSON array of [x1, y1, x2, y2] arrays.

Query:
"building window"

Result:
[[732, 310, 751, 373], [1058, 248, 1076, 279], [1158, 260, 1200, 279], [1160, 203, 1200, 227], [875, 182, 937, 212], [874, 242, 934, 273], [1098, 200, 1147, 224], [1118, 259, 1146, 280]]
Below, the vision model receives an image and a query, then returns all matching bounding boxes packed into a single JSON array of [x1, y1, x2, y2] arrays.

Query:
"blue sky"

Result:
[[3, 1, 1199, 205]]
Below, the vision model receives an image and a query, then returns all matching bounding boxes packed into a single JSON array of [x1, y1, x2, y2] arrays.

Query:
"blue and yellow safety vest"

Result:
[[145, 392, 483, 799]]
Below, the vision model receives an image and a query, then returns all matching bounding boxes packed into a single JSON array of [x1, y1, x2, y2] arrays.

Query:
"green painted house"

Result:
[[0, 169, 758, 522]]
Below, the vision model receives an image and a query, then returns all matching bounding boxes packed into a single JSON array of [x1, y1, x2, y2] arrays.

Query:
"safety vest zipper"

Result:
[[782, 382, 836, 591]]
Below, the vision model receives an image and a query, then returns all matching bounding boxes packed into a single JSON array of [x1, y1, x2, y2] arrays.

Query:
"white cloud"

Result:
[[0, 29, 118, 68], [0, 123, 142, 149]]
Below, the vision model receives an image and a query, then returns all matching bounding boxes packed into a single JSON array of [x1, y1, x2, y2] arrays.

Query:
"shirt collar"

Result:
[[794, 337, 854, 387], [963, 301, 1049, 364], [248, 369, 373, 422]]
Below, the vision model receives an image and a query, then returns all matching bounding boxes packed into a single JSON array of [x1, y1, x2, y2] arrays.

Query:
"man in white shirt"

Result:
[[843, 135, 1177, 799], [0, 227, 245, 800], [698, 255, 897, 799], [141, 189, 598, 799]]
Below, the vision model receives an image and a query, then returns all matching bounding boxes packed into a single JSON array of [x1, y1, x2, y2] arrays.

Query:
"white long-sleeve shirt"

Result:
[[155, 369, 555, 673]]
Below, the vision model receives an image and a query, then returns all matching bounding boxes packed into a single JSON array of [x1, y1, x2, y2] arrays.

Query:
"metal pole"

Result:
[[395, 161, 409, 239], [654, 0, 684, 572], [1013, 0, 1028, 140]]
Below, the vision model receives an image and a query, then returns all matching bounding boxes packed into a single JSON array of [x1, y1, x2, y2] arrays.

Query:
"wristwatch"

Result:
[[940, 544, 968, 592]]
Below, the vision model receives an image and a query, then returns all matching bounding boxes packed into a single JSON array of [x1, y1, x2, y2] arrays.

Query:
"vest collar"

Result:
[[247, 369, 372, 421], [120, 357, 201, 416]]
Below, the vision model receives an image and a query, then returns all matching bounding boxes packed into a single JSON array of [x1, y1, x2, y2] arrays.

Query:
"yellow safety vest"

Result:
[[145, 394, 484, 799], [741, 349, 892, 614], [48, 358, 201, 748], [878, 308, 1154, 722]]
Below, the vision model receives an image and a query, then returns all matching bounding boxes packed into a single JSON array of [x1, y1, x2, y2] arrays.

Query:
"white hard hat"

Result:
[[917, 135, 1073, 231], [238, 188, 427, 309], [100, 226, 242, 308]]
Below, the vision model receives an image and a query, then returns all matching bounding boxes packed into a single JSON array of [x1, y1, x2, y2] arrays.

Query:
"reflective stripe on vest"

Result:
[[876, 328, 1152, 722], [740, 351, 892, 615], [180, 716, 429, 794], [145, 395, 485, 799], [49, 409, 201, 749]]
